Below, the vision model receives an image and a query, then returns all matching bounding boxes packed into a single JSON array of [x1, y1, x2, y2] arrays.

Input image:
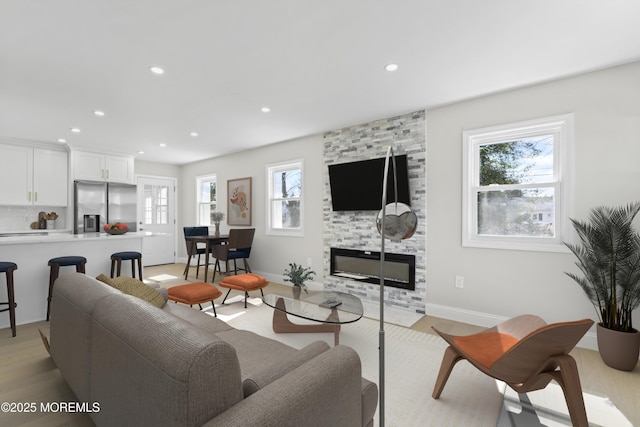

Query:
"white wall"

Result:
[[143, 61, 640, 350], [426, 61, 640, 343], [179, 135, 325, 284], [135, 160, 182, 179]]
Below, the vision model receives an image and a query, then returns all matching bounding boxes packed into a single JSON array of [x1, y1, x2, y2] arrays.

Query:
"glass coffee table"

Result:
[[262, 289, 363, 346]]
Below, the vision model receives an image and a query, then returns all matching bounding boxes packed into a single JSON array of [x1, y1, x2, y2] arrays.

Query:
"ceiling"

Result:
[[2, 1, 640, 165]]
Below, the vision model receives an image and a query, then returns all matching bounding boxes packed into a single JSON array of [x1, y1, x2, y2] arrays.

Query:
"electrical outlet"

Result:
[[455, 276, 464, 289]]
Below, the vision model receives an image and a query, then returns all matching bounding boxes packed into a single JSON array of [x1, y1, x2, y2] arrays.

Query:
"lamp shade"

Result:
[[376, 202, 417, 241]]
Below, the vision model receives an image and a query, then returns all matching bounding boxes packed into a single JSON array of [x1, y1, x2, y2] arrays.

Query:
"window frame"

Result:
[[462, 114, 574, 252], [266, 159, 304, 237], [195, 174, 217, 226]]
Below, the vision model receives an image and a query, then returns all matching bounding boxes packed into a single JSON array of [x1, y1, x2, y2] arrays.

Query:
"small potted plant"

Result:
[[211, 212, 225, 236], [564, 202, 640, 371], [283, 262, 316, 298]]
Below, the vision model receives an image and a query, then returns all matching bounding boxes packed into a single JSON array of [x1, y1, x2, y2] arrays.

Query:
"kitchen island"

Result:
[[0, 232, 149, 330]]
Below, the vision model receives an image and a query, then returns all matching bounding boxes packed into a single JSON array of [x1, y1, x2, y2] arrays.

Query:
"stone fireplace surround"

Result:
[[323, 110, 426, 315]]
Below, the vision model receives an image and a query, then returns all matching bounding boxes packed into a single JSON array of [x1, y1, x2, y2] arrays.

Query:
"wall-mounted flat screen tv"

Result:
[[328, 154, 410, 211]]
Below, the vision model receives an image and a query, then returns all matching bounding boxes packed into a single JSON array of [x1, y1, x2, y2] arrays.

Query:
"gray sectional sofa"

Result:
[[49, 272, 377, 427]]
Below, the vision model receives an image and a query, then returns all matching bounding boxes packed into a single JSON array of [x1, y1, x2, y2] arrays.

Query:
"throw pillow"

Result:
[[96, 274, 166, 308]]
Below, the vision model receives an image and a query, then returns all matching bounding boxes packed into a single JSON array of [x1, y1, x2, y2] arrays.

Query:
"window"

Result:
[[196, 175, 217, 226], [462, 114, 573, 252], [267, 160, 303, 236], [143, 184, 169, 225]]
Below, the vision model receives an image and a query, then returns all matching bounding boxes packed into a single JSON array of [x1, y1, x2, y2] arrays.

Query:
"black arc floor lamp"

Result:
[[376, 146, 418, 427]]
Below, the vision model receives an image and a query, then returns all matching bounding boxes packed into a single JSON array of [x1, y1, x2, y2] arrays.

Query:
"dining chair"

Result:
[[211, 228, 255, 282], [183, 226, 209, 279]]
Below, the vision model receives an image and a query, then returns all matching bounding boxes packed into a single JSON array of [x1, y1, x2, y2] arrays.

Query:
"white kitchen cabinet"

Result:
[[0, 144, 68, 206], [72, 150, 134, 184], [34, 149, 69, 206]]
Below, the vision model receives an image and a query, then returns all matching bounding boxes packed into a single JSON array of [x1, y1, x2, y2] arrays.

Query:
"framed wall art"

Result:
[[227, 177, 252, 226]]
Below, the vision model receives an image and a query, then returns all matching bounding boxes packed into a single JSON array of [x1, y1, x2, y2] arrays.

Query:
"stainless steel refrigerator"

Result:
[[74, 180, 137, 234]]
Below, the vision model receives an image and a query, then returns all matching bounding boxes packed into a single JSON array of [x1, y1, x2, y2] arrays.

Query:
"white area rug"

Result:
[[206, 298, 504, 427], [147, 273, 181, 282], [498, 384, 632, 427], [205, 297, 631, 426]]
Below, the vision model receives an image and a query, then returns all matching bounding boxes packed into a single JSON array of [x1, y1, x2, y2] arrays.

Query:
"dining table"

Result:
[[187, 234, 229, 282]]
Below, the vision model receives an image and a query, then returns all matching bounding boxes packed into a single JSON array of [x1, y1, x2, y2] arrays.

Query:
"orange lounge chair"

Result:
[[432, 314, 593, 427]]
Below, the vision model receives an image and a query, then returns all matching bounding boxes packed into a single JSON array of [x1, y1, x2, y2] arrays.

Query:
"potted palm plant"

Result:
[[283, 262, 315, 299], [564, 202, 640, 371]]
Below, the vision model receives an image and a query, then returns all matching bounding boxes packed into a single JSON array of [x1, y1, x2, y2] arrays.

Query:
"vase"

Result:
[[214, 222, 220, 237], [596, 323, 640, 371], [292, 286, 301, 300]]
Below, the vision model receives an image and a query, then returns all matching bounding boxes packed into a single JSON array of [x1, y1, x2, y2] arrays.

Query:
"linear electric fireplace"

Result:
[[330, 247, 415, 291]]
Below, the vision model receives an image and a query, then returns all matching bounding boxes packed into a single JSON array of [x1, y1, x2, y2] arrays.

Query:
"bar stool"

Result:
[[0, 262, 17, 337], [47, 256, 87, 321], [110, 251, 143, 280]]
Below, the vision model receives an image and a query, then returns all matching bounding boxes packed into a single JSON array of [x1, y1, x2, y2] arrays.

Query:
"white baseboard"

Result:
[[425, 302, 598, 351]]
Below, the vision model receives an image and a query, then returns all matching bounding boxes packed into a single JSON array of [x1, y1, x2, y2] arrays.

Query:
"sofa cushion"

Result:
[[208, 345, 366, 427], [163, 302, 234, 334], [214, 329, 300, 391], [96, 274, 166, 308], [241, 340, 330, 397], [361, 378, 378, 427]]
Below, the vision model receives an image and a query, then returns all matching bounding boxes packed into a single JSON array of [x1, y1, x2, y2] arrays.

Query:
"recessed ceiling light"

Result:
[[57, 138, 66, 143], [137, 150, 145, 154], [190, 132, 198, 137], [384, 63, 399, 72], [70, 127, 81, 133], [94, 110, 105, 117], [159, 143, 166, 148], [261, 106, 271, 113], [149, 66, 164, 75]]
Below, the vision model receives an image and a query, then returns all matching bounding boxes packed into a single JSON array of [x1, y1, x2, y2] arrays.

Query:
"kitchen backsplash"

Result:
[[0, 206, 68, 231]]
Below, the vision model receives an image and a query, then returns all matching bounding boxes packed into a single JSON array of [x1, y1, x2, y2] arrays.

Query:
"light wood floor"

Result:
[[1, 263, 638, 426]]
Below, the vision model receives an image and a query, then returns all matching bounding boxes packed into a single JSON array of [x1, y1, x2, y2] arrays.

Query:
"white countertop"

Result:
[[0, 229, 149, 327], [0, 231, 152, 245]]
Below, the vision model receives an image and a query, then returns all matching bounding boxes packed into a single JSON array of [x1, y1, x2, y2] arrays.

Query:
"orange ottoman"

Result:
[[219, 273, 268, 308], [168, 282, 223, 316]]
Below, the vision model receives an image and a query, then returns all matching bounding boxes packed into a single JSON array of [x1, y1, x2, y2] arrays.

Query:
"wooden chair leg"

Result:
[[212, 259, 222, 283], [137, 256, 143, 280], [244, 259, 251, 273], [78, 261, 86, 274], [432, 346, 464, 399], [184, 254, 192, 279], [110, 259, 116, 278], [550, 355, 589, 427]]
